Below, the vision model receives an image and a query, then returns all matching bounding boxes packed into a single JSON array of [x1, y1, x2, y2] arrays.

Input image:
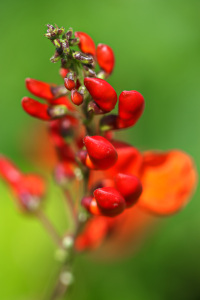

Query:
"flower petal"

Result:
[[138, 150, 197, 215]]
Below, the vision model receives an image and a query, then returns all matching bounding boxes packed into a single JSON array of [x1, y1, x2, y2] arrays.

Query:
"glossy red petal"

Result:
[[26, 78, 54, 100], [75, 32, 96, 56], [21, 97, 51, 120], [84, 136, 118, 170], [94, 187, 126, 217], [84, 78, 117, 112], [118, 91, 145, 125], [97, 44, 115, 74], [115, 173, 142, 207]]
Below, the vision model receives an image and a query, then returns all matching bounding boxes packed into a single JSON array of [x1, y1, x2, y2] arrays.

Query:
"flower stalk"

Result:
[[0, 24, 197, 300]]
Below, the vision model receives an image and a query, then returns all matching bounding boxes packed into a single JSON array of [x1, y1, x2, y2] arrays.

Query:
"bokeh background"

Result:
[[1, 0, 200, 299]]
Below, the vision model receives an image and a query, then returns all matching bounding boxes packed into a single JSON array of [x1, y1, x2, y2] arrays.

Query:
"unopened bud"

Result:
[[69, 37, 80, 46], [94, 187, 125, 217], [64, 72, 76, 91], [66, 28, 73, 40], [84, 136, 118, 170], [62, 40, 70, 55], [57, 27, 65, 35], [71, 89, 83, 106], [50, 51, 61, 63], [72, 52, 94, 64], [74, 31, 96, 56], [52, 39, 61, 48], [84, 77, 117, 112]]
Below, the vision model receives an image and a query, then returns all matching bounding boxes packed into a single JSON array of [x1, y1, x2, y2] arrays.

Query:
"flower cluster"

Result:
[[0, 24, 197, 298]]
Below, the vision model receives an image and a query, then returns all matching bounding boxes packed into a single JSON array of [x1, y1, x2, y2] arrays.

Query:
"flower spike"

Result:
[[1, 24, 196, 294]]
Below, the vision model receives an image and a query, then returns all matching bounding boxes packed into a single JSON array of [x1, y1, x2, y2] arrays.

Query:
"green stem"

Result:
[[35, 210, 62, 247]]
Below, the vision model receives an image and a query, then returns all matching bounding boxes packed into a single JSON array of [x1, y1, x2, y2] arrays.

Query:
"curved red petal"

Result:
[[84, 78, 117, 112], [75, 32, 96, 56], [97, 43, 115, 74], [118, 90, 145, 125], [94, 187, 125, 217], [115, 173, 142, 207], [26, 78, 54, 100], [84, 136, 118, 170], [22, 97, 51, 120]]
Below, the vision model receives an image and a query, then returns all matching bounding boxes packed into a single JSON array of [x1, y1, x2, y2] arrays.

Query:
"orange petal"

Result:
[[138, 150, 197, 215], [75, 216, 114, 252], [75, 207, 154, 259]]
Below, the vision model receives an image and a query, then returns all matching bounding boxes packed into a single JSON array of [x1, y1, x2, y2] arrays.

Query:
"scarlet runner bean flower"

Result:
[[0, 24, 197, 299]]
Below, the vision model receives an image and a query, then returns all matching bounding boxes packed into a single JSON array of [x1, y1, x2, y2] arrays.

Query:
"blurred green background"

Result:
[[1, 0, 200, 299]]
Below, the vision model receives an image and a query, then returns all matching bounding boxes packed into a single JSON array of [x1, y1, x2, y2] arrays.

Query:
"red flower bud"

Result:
[[118, 91, 145, 125], [84, 136, 118, 170], [96, 44, 115, 74], [71, 89, 83, 106], [75, 32, 96, 56], [21, 97, 51, 120], [94, 187, 125, 217], [115, 173, 142, 207], [64, 72, 76, 91], [84, 78, 117, 112], [64, 77, 76, 91], [26, 78, 54, 101]]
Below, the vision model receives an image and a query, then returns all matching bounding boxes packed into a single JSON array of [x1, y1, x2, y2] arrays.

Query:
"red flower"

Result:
[[0, 156, 45, 212]]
